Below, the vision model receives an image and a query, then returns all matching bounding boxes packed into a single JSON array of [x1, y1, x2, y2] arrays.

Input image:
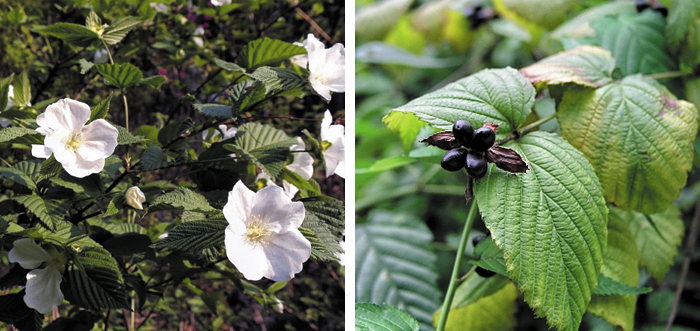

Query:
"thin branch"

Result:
[[295, 7, 332, 42]]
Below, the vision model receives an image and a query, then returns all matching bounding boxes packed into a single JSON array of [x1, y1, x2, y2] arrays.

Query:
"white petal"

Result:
[[38, 99, 90, 133], [77, 119, 118, 162], [259, 230, 311, 281], [310, 80, 333, 101], [321, 110, 333, 141], [224, 228, 268, 281], [223, 181, 255, 233], [8, 238, 48, 269], [31, 145, 53, 159], [24, 267, 64, 314], [62, 153, 105, 178], [251, 185, 305, 232], [5, 85, 14, 110], [288, 138, 314, 180], [322, 124, 345, 178], [126, 186, 146, 210]]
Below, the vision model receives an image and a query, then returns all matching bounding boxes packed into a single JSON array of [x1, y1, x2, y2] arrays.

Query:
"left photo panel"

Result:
[[0, 0, 346, 330]]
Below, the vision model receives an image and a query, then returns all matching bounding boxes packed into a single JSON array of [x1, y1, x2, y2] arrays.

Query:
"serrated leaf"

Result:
[[94, 63, 144, 89], [392, 68, 535, 136], [558, 76, 698, 214], [88, 218, 146, 235], [140, 75, 167, 90], [40, 156, 62, 177], [193, 103, 232, 119], [155, 218, 228, 253], [115, 125, 147, 145], [246, 66, 307, 95], [12, 71, 30, 108], [101, 16, 142, 45], [227, 122, 297, 177], [214, 58, 245, 73], [611, 205, 684, 281], [587, 213, 641, 331], [301, 197, 344, 261], [88, 94, 112, 123], [37, 23, 100, 47], [433, 282, 518, 331], [85, 11, 101, 31], [0, 74, 13, 111], [50, 172, 102, 198], [520, 45, 616, 88], [238, 37, 306, 70], [0, 291, 34, 325], [666, 0, 700, 69], [447, 271, 511, 310], [0, 160, 41, 191], [64, 244, 128, 310], [149, 187, 216, 213], [383, 111, 427, 154], [469, 236, 508, 277], [356, 210, 441, 330], [279, 168, 319, 195], [355, 303, 420, 331], [474, 131, 608, 331], [13, 194, 71, 230], [590, 11, 675, 75], [79, 58, 94, 75], [101, 233, 154, 259], [229, 80, 266, 114], [138, 146, 169, 171], [0, 127, 41, 144], [593, 275, 651, 296]]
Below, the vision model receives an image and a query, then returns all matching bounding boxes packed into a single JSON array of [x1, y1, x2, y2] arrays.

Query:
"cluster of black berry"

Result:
[[636, 0, 667, 17], [440, 120, 495, 179]]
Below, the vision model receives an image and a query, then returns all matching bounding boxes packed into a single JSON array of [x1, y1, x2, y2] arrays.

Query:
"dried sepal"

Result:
[[420, 131, 461, 151], [486, 145, 528, 173], [482, 122, 499, 134]]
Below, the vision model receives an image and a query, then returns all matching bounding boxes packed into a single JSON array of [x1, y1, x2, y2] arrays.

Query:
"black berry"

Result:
[[453, 120, 475, 147], [441, 148, 468, 172], [466, 152, 488, 178], [652, 3, 668, 17], [472, 235, 486, 247], [636, 0, 651, 12], [476, 267, 496, 278], [471, 127, 496, 151]]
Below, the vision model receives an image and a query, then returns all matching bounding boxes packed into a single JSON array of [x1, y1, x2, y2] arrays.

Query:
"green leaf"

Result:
[[356, 210, 441, 330], [469, 236, 508, 277], [301, 197, 344, 261], [474, 131, 608, 331], [94, 63, 144, 89], [13, 71, 31, 108], [666, 0, 700, 69], [433, 282, 519, 331], [520, 45, 616, 88], [0, 291, 35, 326], [39, 156, 62, 177], [355, 156, 417, 175], [193, 103, 233, 119], [238, 37, 306, 70], [279, 168, 320, 195], [391, 68, 535, 136], [587, 213, 642, 331], [88, 94, 112, 123], [79, 58, 94, 74], [116, 125, 147, 145], [590, 11, 675, 75], [611, 205, 684, 281], [0, 127, 41, 144], [382, 111, 427, 154], [36, 23, 100, 47], [138, 146, 169, 171], [101, 233, 154, 259], [214, 58, 246, 73], [447, 271, 511, 310], [63, 244, 129, 310], [0, 74, 13, 111], [245, 66, 307, 95], [155, 218, 228, 253], [85, 10, 101, 31], [13, 194, 71, 230], [226, 122, 297, 177], [50, 173, 103, 198], [355, 303, 420, 331], [229, 80, 266, 114], [101, 16, 142, 45], [558, 76, 698, 214], [0, 160, 41, 191], [149, 187, 217, 213], [140, 75, 167, 90]]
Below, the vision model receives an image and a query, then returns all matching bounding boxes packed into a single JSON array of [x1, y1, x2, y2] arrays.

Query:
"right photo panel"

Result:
[[355, 1, 700, 330]]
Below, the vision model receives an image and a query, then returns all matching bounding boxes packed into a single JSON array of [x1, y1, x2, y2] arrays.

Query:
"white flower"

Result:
[[290, 39, 309, 68], [210, 0, 231, 6], [93, 49, 109, 64], [31, 98, 119, 178], [223, 181, 310, 281], [256, 137, 314, 198], [321, 110, 345, 178], [193, 27, 205, 47], [8, 238, 66, 314], [297, 34, 345, 101], [1, 85, 13, 127], [149, 2, 169, 13], [336, 239, 345, 266], [202, 124, 237, 141], [126, 186, 146, 210]]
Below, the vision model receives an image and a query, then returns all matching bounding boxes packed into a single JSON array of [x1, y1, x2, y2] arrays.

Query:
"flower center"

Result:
[[245, 216, 270, 244], [313, 72, 328, 85], [65, 133, 83, 151], [44, 245, 67, 273]]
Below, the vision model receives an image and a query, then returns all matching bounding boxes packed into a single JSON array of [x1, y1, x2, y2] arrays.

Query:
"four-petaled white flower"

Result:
[[8, 238, 66, 314], [256, 137, 314, 198], [223, 181, 311, 281], [126, 186, 146, 210], [149, 2, 169, 13], [321, 110, 345, 178], [31, 98, 119, 178], [295, 34, 345, 101], [210, 0, 231, 6]]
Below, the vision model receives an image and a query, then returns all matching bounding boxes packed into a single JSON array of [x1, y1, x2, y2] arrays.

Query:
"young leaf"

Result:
[[520, 45, 616, 88], [94, 63, 144, 89], [88, 93, 112, 123], [155, 218, 228, 253], [101, 16, 142, 45], [36, 23, 100, 47], [558, 76, 698, 214], [63, 245, 129, 310], [382, 111, 427, 154], [356, 210, 441, 330], [140, 75, 167, 90], [193, 103, 233, 119], [85, 10, 101, 31], [115, 125, 148, 145], [0, 74, 13, 111], [149, 187, 217, 214], [432, 283, 518, 331], [355, 303, 420, 331], [13, 71, 31, 107], [238, 37, 306, 70], [474, 131, 608, 331], [469, 236, 508, 277], [226, 122, 297, 177], [391, 67, 535, 136], [79, 59, 94, 74]]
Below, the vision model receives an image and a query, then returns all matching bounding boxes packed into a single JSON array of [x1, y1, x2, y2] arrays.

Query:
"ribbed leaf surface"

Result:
[[37, 23, 99, 47], [156, 219, 228, 253], [246, 66, 307, 95], [101, 16, 142, 45], [356, 210, 441, 330], [392, 68, 535, 135], [0, 160, 41, 191], [666, 0, 700, 69], [520, 45, 615, 88], [447, 272, 510, 310], [593, 275, 651, 296], [227, 122, 297, 177], [149, 187, 216, 213], [559, 76, 698, 214], [301, 198, 344, 261], [355, 303, 420, 331], [434, 282, 518, 331], [13, 194, 71, 230], [193, 103, 233, 119], [238, 37, 306, 70], [474, 131, 608, 331], [94, 63, 144, 89], [138, 146, 169, 171], [0, 127, 41, 144], [64, 245, 128, 310], [116, 125, 147, 145]]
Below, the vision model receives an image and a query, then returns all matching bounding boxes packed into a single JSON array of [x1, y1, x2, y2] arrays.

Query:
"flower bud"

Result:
[[126, 186, 146, 210]]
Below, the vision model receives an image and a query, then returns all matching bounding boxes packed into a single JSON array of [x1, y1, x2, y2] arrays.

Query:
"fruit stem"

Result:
[[517, 112, 558, 137], [436, 201, 478, 331]]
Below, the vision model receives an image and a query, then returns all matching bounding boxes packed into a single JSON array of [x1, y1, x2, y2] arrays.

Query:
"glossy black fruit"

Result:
[[475, 267, 496, 278], [471, 127, 496, 151], [636, 0, 651, 12], [472, 235, 486, 248], [441, 148, 468, 172], [652, 3, 668, 17], [453, 120, 475, 147], [466, 152, 488, 178]]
